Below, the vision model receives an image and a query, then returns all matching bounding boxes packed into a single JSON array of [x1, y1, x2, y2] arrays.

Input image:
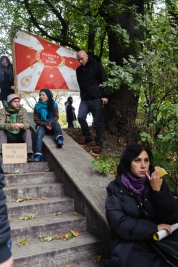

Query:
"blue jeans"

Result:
[[78, 99, 103, 146], [35, 122, 63, 155]]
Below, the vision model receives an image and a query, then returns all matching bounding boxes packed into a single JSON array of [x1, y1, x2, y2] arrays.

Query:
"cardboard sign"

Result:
[[2, 143, 27, 164]]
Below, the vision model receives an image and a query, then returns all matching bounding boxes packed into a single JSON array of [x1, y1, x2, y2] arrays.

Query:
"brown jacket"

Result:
[[0, 106, 30, 131]]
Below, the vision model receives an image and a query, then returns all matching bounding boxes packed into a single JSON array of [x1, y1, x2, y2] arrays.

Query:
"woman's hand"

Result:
[[146, 170, 163, 191], [158, 224, 172, 235], [0, 256, 13, 267]]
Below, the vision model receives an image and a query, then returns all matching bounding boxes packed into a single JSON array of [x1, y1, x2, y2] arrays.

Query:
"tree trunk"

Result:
[[100, 0, 144, 143]]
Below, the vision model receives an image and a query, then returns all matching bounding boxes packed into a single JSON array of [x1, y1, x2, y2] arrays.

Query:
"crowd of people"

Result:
[[0, 52, 178, 267]]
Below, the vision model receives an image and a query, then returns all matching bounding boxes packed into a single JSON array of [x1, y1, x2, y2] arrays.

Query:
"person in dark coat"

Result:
[[64, 96, 76, 128], [0, 158, 13, 266], [0, 56, 14, 107], [76, 50, 109, 154], [105, 143, 178, 267]]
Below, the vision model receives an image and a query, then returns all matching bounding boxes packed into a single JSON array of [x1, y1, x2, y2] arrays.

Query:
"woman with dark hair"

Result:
[[0, 56, 14, 107], [106, 143, 178, 267], [34, 88, 64, 162]]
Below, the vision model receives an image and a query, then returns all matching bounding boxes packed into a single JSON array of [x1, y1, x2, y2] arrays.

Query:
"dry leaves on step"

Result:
[[55, 212, 62, 216], [39, 230, 80, 242], [4, 184, 15, 187], [69, 211, 78, 216], [34, 196, 48, 201], [19, 214, 36, 220], [92, 255, 102, 263], [39, 236, 53, 242], [14, 169, 20, 174], [16, 238, 28, 247], [53, 234, 61, 240], [66, 264, 72, 267], [43, 168, 49, 172]]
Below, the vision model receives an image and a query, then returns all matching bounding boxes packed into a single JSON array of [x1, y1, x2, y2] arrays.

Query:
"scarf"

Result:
[[121, 172, 148, 196], [35, 100, 55, 122], [6, 104, 20, 134]]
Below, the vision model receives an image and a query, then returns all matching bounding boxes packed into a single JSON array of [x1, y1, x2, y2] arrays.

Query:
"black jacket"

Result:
[[105, 174, 178, 267], [65, 101, 76, 122], [0, 159, 11, 263], [0, 65, 14, 100], [76, 54, 109, 100]]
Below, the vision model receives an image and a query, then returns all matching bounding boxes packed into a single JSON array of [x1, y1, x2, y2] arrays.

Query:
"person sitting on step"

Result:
[[0, 93, 34, 162], [34, 88, 64, 162]]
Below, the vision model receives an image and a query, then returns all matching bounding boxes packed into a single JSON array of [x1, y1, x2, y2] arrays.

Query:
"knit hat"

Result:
[[40, 88, 52, 98], [7, 94, 20, 104]]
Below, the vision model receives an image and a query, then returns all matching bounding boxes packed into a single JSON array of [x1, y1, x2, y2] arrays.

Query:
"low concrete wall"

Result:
[[28, 113, 112, 247]]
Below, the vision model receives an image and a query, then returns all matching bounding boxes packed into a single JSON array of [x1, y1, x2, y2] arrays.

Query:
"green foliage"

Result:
[[92, 156, 120, 175], [139, 103, 178, 196]]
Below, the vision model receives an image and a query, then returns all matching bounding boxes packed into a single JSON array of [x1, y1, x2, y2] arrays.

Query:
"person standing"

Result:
[[0, 157, 13, 267], [65, 96, 76, 129], [76, 50, 109, 154], [34, 88, 64, 162], [0, 56, 14, 107]]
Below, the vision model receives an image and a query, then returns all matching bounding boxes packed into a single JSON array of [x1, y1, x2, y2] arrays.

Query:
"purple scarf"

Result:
[[121, 172, 148, 195]]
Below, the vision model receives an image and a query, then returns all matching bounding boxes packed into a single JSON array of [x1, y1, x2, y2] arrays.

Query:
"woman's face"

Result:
[[131, 150, 150, 178], [1, 58, 8, 67], [39, 92, 48, 102]]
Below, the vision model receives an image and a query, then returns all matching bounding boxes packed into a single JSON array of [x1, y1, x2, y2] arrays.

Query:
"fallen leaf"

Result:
[[14, 169, 20, 174], [41, 197, 48, 200], [92, 255, 102, 263], [69, 211, 78, 216], [55, 212, 62, 216], [9, 218, 13, 222], [44, 168, 49, 172], [16, 198, 24, 203], [16, 238, 28, 247], [25, 196, 32, 200], [39, 236, 53, 242], [5, 184, 15, 187], [71, 230, 80, 237], [53, 234, 61, 240], [66, 265, 72, 267]]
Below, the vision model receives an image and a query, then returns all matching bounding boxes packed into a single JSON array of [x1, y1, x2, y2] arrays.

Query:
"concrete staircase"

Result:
[[3, 161, 105, 267]]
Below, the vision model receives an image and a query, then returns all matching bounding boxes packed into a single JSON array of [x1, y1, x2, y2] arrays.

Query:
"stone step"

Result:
[[12, 232, 103, 267], [2, 161, 49, 173], [4, 182, 63, 200], [64, 259, 105, 267], [7, 196, 74, 219], [4, 171, 56, 185], [10, 212, 86, 243]]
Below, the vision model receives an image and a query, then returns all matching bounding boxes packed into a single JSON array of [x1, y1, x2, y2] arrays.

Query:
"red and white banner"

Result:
[[13, 30, 80, 93]]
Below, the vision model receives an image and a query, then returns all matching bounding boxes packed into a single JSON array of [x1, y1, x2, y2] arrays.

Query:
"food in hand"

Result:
[[155, 166, 168, 177]]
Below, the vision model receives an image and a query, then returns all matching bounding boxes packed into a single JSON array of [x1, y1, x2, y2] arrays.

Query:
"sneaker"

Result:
[[92, 146, 102, 155], [27, 153, 34, 162], [78, 136, 92, 145], [57, 137, 64, 147], [34, 155, 42, 162]]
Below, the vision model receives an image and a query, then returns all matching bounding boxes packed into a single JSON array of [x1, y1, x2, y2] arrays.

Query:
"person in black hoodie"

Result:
[[0, 56, 14, 107], [105, 143, 178, 267], [76, 50, 109, 154], [64, 96, 76, 128], [0, 158, 13, 267]]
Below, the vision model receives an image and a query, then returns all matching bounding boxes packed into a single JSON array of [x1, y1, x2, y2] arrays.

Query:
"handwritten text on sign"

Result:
[[2, 143, 27, 164]]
